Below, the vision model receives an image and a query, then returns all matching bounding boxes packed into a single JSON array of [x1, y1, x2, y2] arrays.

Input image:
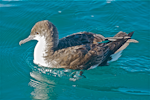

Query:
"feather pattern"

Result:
[[56, 32, 105, 50], [19, 20, 137, 70]]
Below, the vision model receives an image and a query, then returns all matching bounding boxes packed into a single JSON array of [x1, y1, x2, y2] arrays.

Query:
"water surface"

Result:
[[0, 1, 150, 100]]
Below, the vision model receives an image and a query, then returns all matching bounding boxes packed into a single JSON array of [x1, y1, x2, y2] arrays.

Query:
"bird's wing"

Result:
[[56, 32, 105, 50], [51, 31, 136, 69], [53, 43, 109, 70]]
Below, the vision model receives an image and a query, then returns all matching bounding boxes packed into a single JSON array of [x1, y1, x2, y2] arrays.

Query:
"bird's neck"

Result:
[[33, 36, 59, 67]]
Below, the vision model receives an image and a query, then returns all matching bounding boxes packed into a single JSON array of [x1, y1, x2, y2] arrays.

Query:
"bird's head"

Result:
[[19, 20, 58, 46]]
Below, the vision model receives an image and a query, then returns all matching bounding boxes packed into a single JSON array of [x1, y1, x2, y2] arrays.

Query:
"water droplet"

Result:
[[72, 85, 76, 87], [91, 15, 94, 17], [58, 11, 62, 13], [107, 1, 111, 3]]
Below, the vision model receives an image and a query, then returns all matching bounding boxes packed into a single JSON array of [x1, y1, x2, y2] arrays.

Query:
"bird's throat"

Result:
[[33, 36, 48, 66], [33, 34, 59, 67]]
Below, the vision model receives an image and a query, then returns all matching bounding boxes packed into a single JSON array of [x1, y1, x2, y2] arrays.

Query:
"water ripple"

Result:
[[119, 56, 150, 72], [1, 1, 150, 99], [118, 88, 150, 96]]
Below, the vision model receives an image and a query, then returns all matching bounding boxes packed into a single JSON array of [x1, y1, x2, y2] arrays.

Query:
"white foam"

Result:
[[69, 78, 77, 81]]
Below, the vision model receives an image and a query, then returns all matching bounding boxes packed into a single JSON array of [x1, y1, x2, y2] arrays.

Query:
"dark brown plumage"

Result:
[[19, 20, 138, 70]]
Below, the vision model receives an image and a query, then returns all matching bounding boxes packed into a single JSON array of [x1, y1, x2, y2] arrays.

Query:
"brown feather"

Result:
[[56, 31, 105, 50], [21, 20, 136, 70], [48, 31, 134, 69]]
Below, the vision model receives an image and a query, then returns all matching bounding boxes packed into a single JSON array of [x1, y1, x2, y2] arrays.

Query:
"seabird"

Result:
[[19, 20, 138, 70]]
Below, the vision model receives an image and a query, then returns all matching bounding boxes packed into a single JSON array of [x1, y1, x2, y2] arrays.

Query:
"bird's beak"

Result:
[[19, 35, 35, 46]]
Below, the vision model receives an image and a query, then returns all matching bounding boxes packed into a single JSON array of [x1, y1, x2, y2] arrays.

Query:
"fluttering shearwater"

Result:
[[19, 20, 138, 70]]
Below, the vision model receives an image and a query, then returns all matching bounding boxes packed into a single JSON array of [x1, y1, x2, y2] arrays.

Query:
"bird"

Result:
[[19, 20, 138, 70]]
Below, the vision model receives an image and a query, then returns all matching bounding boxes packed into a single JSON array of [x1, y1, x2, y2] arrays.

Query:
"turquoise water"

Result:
[[0, 1, 150, 100]]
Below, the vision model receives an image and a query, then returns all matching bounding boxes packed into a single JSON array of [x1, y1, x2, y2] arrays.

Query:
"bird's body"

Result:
[[19, 20, 138, 70]]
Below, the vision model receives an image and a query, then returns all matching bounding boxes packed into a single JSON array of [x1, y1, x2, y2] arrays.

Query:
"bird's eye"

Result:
[[36, 32, 39, 34]]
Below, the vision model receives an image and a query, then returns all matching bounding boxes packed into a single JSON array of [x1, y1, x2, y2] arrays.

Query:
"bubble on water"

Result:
[[107, 1, 111, 3], [58, 11, 62, 13], [91, 15, 94, 17], [72, 85, 76, 87], [115, 26, 119, 28]]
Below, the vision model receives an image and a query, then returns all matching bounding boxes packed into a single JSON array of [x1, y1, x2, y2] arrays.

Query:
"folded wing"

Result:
[[56, 32, 105, 50]]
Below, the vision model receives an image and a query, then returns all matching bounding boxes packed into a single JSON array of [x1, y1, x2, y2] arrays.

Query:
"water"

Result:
[[0, 1, 150, 100]]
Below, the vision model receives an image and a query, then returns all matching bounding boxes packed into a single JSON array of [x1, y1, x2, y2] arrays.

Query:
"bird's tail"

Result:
[[109, 31, 138, 54], [99, 31, 138, 66]]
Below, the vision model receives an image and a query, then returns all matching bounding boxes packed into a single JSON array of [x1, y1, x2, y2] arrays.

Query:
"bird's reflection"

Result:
[[29, 66, 86, 100], [29, 70, 57, 100]]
